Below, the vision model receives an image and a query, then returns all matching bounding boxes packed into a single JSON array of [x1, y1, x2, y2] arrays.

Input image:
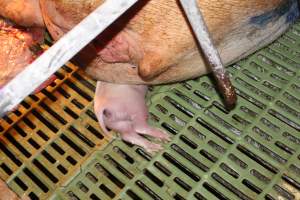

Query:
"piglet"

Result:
[[94, 82, 170, 152]]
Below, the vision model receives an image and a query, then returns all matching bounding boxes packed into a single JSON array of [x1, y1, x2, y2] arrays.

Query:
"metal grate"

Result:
[[0, 21, 299, 200]]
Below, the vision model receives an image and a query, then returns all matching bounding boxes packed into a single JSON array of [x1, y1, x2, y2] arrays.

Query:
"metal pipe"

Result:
[[179, 0, 237, 110]]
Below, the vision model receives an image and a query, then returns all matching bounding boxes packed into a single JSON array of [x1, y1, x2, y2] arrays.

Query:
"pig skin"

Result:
[[0, 18, 56, 93], [40, 0, 299, 84], [0, 0, 44, 27], [94, 82, 170, 152], [0, 18, 39, 88]]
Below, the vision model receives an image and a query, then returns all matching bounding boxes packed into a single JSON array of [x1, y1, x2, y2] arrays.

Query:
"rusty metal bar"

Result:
[[179, 0, 237, 109]]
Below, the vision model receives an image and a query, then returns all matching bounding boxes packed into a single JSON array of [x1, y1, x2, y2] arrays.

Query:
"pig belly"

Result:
[[85, 0, 299, 84], [40, 0, 299, 84]]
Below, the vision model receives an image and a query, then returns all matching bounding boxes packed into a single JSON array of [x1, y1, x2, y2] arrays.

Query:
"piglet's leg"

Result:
[[122, 133, 164, 153], [99, 115, 165, 153], [133, 119, 170, 142], [94, 82, 170, 153]]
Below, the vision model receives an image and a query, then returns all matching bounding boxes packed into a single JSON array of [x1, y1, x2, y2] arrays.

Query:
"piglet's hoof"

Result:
[[94, 81, 170, 153]]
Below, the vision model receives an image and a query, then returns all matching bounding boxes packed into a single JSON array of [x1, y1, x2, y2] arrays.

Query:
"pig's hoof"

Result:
[[122, 133, 164, 153]]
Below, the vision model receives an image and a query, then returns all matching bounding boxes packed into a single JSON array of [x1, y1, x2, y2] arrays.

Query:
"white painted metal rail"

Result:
[[0, 0, 139, 117]]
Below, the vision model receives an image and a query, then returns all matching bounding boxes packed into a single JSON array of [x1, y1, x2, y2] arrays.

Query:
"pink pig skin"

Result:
[[94, 81, 170, 153]]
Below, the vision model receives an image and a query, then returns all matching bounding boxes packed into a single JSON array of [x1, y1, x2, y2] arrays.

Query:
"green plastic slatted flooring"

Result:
[[0, 21, 299, 200]]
